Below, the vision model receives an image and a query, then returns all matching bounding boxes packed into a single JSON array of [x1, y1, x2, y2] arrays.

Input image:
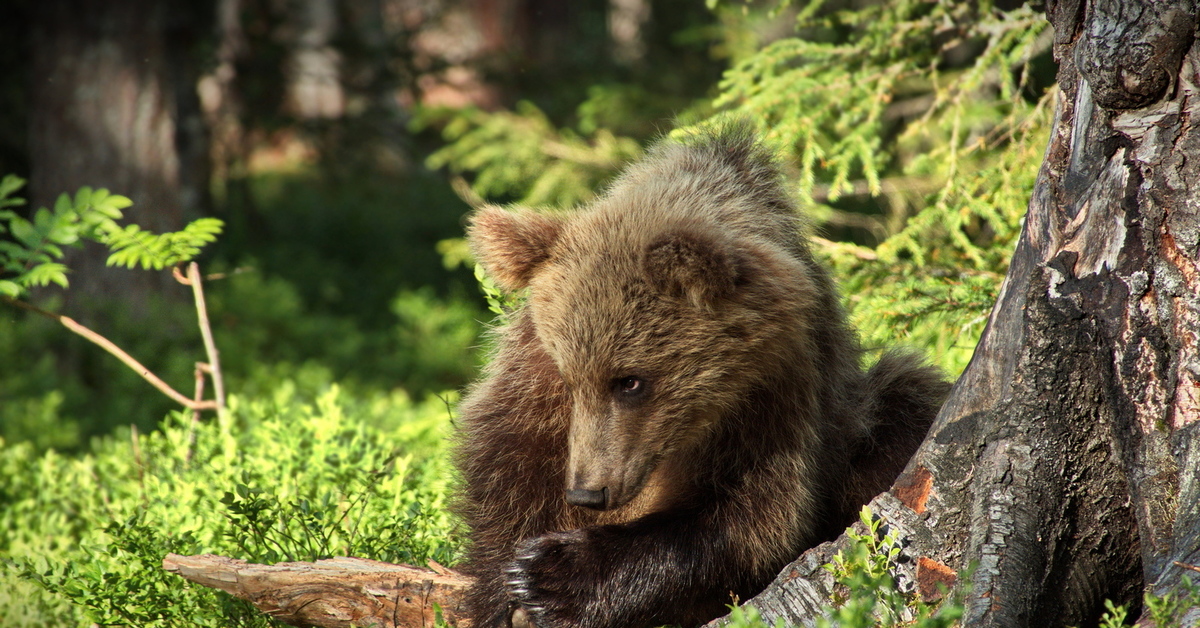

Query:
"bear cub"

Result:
[[454, 127, 949, 628]]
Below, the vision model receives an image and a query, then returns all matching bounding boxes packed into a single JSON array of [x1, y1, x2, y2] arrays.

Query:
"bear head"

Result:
[[467, 137, 818, 513]]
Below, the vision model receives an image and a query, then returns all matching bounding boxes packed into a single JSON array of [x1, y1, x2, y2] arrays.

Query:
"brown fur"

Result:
[[453, 127, 950, 628]]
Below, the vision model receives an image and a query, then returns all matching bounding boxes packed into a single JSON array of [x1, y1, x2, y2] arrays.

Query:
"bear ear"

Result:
[[468, 206, 565, 292], [643, 231, 744, 306]]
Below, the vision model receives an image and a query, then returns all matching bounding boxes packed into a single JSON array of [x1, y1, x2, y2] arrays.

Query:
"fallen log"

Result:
[[162, 553, 474, 628]]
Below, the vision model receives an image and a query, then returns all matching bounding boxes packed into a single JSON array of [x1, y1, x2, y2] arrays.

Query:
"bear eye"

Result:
[[615, 376, 646, 397]]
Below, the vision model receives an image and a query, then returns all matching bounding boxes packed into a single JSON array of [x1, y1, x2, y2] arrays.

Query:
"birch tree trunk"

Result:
[[730, 1, 1200, 625]]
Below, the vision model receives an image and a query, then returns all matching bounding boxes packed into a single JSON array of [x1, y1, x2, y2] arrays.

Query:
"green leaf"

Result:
[[0, 175, 26, 209], [9, 216, 34, 246], [0, 279, 21, 297], [32, 207, 59, 245], [53, 192, 72, 216], [72, 186, 94, 210], [21, 262, 70, 289], [0, 173, 24, 196], [94, 193, 132, 218], [102, 217, 224, 270], [89, 188, 110, 206], [0, 241, 24, 257], [46, 224, 79, 247]]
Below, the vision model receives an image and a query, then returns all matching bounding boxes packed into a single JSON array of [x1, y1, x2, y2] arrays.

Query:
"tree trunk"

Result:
[[726, 1, 1200, 626], [285, 0, 345, 120], [28, 0, 200, 318]]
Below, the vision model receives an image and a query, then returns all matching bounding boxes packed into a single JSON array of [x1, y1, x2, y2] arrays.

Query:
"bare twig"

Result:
[[192, 363, 208, 424], [186, 363, 208, 462], [186, 262, 225, 410], [174, 265, 251, 283], [202, 267, 250, 281], [1174, 561, 1200, 574], [809, 175, 942, 203], [450, 175, 486, 209], [1, 296, 218, 411], [811, 236, 879, 261]]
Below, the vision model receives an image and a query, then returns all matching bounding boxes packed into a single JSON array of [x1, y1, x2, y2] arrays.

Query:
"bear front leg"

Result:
[[502, 508, 775, 628]]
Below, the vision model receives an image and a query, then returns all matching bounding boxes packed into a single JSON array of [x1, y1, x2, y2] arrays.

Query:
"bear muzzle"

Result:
[[565, 465, 653, 511], [565, 417, 658, 512], [564, 487, 609, 510]]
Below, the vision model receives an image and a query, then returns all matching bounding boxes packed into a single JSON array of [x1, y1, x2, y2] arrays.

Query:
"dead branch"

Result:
[[162, 553, 474, 628], [175, 262, 226, 409], [1, 295, 218, 411]]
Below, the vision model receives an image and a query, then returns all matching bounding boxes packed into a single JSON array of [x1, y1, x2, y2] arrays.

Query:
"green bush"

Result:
[[417, 100, 644, 208], [0, 175, 222, 296], [818, 508, 963, 628], [206, 267, 485, 401], [690, 0, 1054, 377], [0, 384, 460, 627], [0, 158, 488, 452], [1092, 579, 1200, 628], [0, 174, 232, 448], [0, 290, 210, 450], [220, 166, 476, 326], [0, 266, 487, 452]]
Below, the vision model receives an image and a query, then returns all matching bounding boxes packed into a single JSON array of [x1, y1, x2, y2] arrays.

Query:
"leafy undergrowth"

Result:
[[0, 385, 461, 628], [0, 266, 486, 453]]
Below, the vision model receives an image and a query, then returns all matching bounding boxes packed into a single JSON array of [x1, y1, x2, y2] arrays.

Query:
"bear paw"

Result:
[[504, 530, 592, 628]]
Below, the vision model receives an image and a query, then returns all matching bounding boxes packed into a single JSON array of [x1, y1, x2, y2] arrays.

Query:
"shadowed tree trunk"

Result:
[[28, 0, 205, 318], [725, 1, 1200, 626]]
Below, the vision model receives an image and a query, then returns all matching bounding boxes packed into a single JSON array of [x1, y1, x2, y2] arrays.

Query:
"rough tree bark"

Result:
[[728, 1, 1200, 626]]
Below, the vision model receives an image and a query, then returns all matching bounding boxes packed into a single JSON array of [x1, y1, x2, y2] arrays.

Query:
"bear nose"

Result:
[[565, 487, 609, 510]]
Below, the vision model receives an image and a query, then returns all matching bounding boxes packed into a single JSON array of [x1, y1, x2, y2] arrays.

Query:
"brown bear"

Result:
[[453, 126, 949, 628]]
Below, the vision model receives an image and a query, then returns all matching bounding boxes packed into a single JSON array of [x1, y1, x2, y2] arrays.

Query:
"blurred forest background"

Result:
[[0, 0, 1059, 625], [1, 0, 730, 450]]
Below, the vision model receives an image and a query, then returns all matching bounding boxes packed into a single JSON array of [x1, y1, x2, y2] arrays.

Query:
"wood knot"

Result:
[[1075, 4, 1194, 110]]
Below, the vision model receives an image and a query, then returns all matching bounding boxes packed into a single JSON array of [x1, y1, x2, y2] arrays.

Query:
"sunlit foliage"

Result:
[[428, 0, 1054, 376]]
